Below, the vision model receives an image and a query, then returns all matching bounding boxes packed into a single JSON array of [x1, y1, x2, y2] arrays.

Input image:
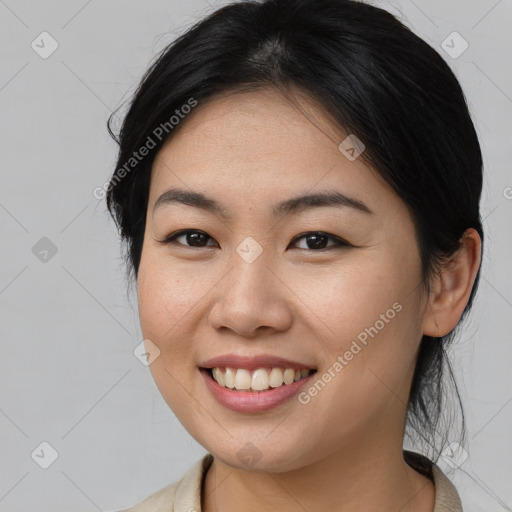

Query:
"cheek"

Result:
[[287, 256, 413, 346], [289, 252, 423, 394], [137, 253, 201, 359], [136, 256, 203, 411]]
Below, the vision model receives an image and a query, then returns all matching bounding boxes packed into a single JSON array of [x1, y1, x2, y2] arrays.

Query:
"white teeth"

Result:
[[212, 367, 224, 386], [268, 367, 284, 387], [283, 368, 295, 385], [224, 367, 235, 388], [234, 369, 251, 390], [210, 367, 313, 391], [251, 368, 269, 391]]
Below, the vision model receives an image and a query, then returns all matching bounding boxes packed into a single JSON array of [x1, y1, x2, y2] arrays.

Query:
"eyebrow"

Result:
[[152, 187, 374, 220]]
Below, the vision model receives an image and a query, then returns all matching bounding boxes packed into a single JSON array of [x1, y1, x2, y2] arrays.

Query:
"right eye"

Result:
[[159, 229, 218, 248]]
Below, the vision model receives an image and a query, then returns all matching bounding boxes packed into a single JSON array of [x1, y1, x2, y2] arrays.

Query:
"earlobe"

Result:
[[422, 228, 482, 338]]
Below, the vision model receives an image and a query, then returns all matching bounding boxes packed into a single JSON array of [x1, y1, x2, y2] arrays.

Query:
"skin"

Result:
[[136, 87, 482, 512]]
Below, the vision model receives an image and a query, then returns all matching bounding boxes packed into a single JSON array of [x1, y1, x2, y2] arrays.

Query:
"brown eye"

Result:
[[160, 229, 351, 251], [160, 230, 218, 248], [291, 232, 351, 250]]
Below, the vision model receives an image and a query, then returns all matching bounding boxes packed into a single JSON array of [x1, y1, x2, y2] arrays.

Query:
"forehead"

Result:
[[156, 87, 342, 163], [149, 87, 392, 215]]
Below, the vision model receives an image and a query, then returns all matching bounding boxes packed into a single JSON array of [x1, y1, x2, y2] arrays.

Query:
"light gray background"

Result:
[[0, 1, 510, 511]]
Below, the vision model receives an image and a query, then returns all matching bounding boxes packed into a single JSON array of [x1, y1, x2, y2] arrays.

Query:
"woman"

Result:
[[106, 0, 483, 510]]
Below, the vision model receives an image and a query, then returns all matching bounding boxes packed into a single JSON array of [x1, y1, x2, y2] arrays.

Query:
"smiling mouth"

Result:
[[202, 366, 318, 392]]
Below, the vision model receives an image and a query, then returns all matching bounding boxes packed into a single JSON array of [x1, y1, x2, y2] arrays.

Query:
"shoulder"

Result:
[[115, 453, 214, 512], [404, 450, 463, 512], [431, 464, 463, 512], [116, 480, 179, 512]]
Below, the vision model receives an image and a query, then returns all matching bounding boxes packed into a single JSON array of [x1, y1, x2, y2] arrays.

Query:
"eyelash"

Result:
[[159, 229, 352, 251]]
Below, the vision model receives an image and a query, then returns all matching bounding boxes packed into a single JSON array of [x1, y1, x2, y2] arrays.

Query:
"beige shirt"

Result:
[[118, 452, 463, 512]]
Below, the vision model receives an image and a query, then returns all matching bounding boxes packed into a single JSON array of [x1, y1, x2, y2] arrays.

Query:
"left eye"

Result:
[[160, 230, 351, 251], [291, 231, 351, 250]]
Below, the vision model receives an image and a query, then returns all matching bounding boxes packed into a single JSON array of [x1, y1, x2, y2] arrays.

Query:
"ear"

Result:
[[422, 228, 482, 338]]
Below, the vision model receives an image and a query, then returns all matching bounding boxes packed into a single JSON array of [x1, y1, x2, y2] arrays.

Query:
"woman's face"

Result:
[[137, 87, 430, 472]]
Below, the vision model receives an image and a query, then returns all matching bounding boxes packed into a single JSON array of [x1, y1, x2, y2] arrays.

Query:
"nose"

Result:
[[207, 251, 293, 338]]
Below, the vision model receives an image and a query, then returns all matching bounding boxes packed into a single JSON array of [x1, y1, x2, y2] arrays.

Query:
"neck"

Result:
[[201, 428, 435, 512]]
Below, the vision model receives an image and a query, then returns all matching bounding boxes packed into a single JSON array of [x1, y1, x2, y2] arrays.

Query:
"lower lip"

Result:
[[199, 368, 316, 413]]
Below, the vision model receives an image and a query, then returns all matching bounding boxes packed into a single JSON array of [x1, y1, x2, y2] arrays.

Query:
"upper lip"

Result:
[[199, 354, 317, 371]]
